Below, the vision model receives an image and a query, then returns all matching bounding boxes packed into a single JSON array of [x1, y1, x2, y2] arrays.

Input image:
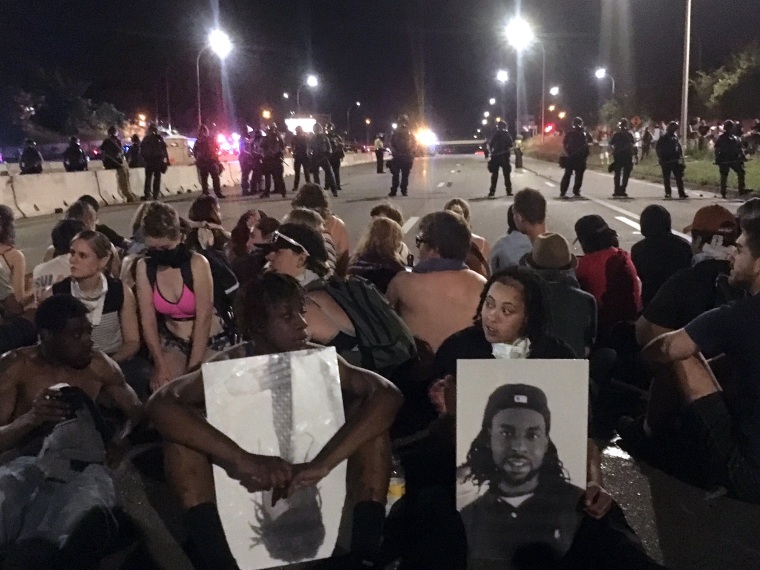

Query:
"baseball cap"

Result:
[[683, 204, 737, 236], [482, 383, 551, 433]]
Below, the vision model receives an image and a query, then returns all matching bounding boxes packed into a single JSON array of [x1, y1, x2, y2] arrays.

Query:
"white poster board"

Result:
[[456, 359, 589, 565], [203, 347, 346, 570]]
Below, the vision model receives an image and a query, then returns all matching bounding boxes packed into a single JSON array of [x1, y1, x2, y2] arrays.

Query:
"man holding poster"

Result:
[[146, 273, 402, 570]]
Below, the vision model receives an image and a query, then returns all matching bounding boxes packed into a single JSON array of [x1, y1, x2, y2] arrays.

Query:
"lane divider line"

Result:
[[401, 216, 420, 235], [615, 216, 641, 231], [544, 181, 556, 188], [437, 182, 446, 188]]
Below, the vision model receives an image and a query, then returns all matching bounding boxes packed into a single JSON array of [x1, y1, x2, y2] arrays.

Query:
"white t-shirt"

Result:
[[32, 254, 71, 303]]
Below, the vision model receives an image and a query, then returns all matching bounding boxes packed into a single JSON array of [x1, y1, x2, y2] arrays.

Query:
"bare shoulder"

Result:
[[89, 351, 125, 385], [388, 269, 413, 289], [190, 252, 210, 268], [0, 348, 30, 381], [464, 268, 488, 285]]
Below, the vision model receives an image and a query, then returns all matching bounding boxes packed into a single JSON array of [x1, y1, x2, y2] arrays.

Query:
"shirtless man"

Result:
[[386, 211, 486, 355], [0, 295, 141, 565], [146, 272, 403, 570], [512, 188, 548, 243]]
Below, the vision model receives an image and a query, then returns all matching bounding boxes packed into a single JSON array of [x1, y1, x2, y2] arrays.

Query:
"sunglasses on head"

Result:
[[415, 235, 427, 249], [270, 230, 309, 256]]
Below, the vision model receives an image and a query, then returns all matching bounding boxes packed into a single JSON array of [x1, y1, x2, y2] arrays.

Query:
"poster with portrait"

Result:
[[203, 347, 347, 570], [456, 359, 589, 567]]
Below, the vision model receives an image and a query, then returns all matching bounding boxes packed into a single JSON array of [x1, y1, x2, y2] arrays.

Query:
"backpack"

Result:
[[320, 276, 417, 375], [146, 250, 240, 341]]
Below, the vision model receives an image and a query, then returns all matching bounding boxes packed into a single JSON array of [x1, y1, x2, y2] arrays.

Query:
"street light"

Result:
[[391, 122, 398, 130], [548, 105, 555, 112], [481, 119, 488, 125], [346, 101, 361, 137], [262, 109, 272, 120], [283, 92, 289, 99], [595, 67, 616, 95], [196, 29, 233, 128], [558, 111, 567, 119], [505, 17, 546, 141], [364, 118, 371, 145], [489, 97, 496, 106], [496, 69, 509, 123], [496, 69, 509, 83], [296, 75, 319, 114], [483, 111, 490, 118], [549, 86, 559, 96], [681, 0, 692, 145]]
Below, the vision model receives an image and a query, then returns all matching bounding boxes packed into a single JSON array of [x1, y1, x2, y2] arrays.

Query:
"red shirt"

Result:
[[576, 247, 642, 334]]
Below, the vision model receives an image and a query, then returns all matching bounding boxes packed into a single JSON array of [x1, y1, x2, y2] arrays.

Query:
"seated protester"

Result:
[[636, 205, 740, 348], [120, 201, 154, 290], [0, 304, 37, 355], [224, 209, 271, 265], [386, 268, 661, 570], [737, 197, 760, 223], [631, 205, 692, 308], [444, 198, 491, 278], [76, 194, 129, 251], [347, 216, 408, 294], [135, 202, 230, 392], [520, 233, 597, 358], [0, 205, 34, 312], [51, 231, 150, 400], [32, 219, 87, 304], [186, 194, 230, 253], [386, 211, 486, 356], [282, 206, 338, 274], [292, 184, 350, 276], [490, 205, 533, 272], [574, 214, 641, 344], [636, 215, 760, 503], [370, 203, 411, 263], [146, 273, 403, 570], [43, 202, 121, 279], [0, 295, 141, 566], [225, 216, 279, 289]]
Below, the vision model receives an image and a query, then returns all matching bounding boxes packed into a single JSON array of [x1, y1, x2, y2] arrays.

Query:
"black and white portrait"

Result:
[[203, 347, 346, 570], [456, 359, 589, 567]]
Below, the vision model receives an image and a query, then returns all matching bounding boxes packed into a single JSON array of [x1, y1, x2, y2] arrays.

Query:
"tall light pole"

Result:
[[496, 69, 509, 126], [196, 29, 232, 128], [346, 101, 360, 138], [681, 0, 693, 146], [595, 67, 616, 96], [506, 17, 545, 141], [364, 118, 371, 145], [296, 74, 319, 114]]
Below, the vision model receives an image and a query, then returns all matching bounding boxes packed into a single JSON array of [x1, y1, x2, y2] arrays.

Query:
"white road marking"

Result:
[[437, 182, 446, 188], [450, 170, 457, 174], [587, 196, 692, 243], [615, 216, 641, 231], [544, 181, 556, 188], [401, 216, 420, 235]]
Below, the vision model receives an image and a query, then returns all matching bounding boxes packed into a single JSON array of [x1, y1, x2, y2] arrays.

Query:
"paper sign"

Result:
[[203, 347, 346, 569], [456, 359, 589, 566]]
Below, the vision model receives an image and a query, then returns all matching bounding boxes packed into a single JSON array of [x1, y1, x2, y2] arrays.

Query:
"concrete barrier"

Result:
[[12, 171, 102, 217], [162, 165, 201, 196], [0, 177, 22, 218], [96, 169, 135, 205]]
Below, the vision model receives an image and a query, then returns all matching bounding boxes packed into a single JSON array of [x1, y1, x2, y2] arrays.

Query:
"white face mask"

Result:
[[492, 338, 531, 359]]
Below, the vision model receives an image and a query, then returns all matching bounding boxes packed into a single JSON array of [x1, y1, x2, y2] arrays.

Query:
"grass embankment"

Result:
[[523, 136, 760, 192]]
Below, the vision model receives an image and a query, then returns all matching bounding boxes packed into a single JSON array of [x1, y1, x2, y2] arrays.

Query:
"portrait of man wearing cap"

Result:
[[460, 382, 585, 565]]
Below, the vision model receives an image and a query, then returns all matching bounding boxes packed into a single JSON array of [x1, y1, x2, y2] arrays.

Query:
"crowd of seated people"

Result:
[[1, 184, 758, 569]]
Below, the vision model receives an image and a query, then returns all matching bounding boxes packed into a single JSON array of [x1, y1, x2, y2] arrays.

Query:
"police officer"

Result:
[[714, 120, 748, 198], [309, 123, 338, 197], [19, 139, 43, 174], [260, 124, 286, 199], [325, 123, 345, 191], [388, 115, 415, 197], [655, 121, 688, 199], [126, 134, 142, 168], [559, 117, 590, 198], [99, 127, 124, 170], [291, 125, 311, 191], [140, 124, 169, 201], [609, 118, 635, 197], [62, 136, 88, 172], [193, 124, 224, 198], [487, 121, 514, 198], [374, 133, 386, 173]]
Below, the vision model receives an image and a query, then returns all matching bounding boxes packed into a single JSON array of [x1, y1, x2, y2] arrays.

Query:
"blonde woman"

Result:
[[347, 217, 407, 294]]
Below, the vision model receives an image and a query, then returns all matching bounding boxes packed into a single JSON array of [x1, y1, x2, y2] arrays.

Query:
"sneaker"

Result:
[[388, 191, 397, 197], [560, 194, 569, 200], [679, 193, 689, 199], [487, 192, 495, 199], [664, 194, 672, 199], [621, 192, 629, 198], [573, 192, 582, 198], [401, 191, 408, 197], [259, 192, 270, 199], [332, 190, 339, 197]]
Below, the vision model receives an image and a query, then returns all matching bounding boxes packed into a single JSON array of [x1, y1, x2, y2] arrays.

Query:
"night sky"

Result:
[[0, 0, 756, 139]]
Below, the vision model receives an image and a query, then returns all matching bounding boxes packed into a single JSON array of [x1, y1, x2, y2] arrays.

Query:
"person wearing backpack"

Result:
[[388, 115, 416, 197], [135, 202, 234, 392], [264, 222, 416, 377], [141, 123, 170, 201]]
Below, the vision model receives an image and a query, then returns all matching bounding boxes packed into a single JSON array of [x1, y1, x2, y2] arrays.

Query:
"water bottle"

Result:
[[386, 455, 406, 515]]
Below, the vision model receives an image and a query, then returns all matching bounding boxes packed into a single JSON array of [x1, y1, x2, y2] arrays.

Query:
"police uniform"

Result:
[[714, 126, 748, 197]]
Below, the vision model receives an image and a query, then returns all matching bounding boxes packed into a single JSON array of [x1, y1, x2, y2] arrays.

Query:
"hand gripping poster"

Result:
[[456, 359, 589, 569], [203, 346, 346, 569]]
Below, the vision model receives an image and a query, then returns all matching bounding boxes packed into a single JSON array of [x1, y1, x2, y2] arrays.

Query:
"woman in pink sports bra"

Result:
[[135, 202, 225, 391]]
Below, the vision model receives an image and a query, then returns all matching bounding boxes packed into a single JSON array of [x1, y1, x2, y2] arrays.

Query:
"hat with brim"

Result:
[[521, 232, 577, 271], [683, 204, 737, 235]]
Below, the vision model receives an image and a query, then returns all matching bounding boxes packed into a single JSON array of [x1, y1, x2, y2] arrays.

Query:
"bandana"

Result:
[[71, 273, 108, 326], [492, 337, 531, 359]]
